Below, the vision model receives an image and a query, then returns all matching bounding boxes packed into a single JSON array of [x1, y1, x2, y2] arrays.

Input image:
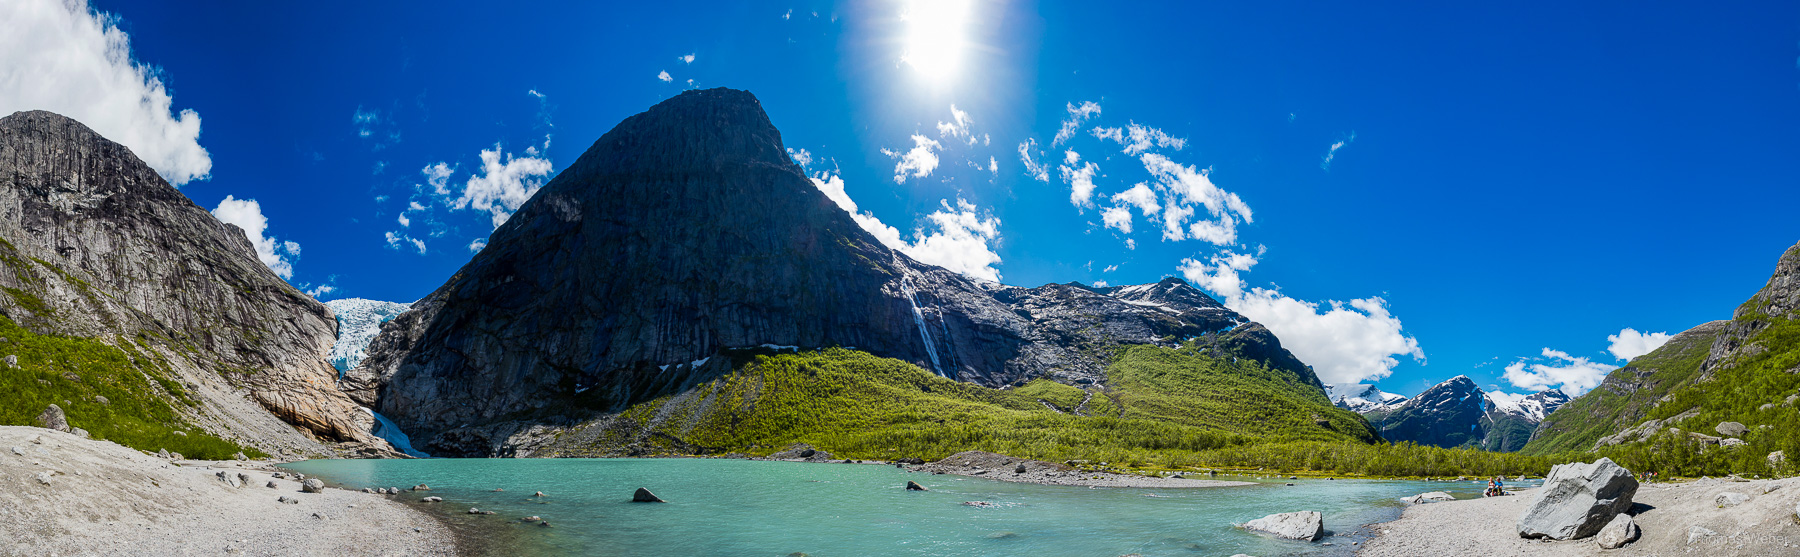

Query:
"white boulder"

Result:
[[1516, 457, 1638, 540], [1242, 511, 1324, 541]]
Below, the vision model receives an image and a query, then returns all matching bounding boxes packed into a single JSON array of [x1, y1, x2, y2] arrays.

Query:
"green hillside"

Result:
[[534, 342, 1379, 464], [1520, 321, 1726, 454], [0, 315, 259, 460]]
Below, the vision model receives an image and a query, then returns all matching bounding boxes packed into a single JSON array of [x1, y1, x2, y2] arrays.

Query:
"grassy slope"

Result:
[[1520, 324, 1721, 455], [536, 345, 1557, 476], [0, 315, 259, 459]]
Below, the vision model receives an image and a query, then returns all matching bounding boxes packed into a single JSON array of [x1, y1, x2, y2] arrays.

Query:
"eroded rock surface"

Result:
[[1516, 457, 1638, 540]]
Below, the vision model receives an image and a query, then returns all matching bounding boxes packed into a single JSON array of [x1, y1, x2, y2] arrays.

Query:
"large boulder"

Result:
[[631, 487, 664, 503], [301, 479, 326, 493], [1242, 511, 1324, 541], [34, 405, 69, 432], [1716, 422, 1748, 437], [1401, 492, 1455, 504], [1595, 513, 1639, 549], [1517, 458, 1638, 540]]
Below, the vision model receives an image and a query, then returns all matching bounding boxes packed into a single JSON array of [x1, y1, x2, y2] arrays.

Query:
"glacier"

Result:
[[324, 298, 413, 374]]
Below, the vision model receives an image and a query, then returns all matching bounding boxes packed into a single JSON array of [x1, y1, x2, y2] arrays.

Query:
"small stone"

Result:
[[171, 430, 186, 437], [237, 473, 251, 486], [412, 484, 430, 491], [906, 481, 928, 491], [35, 471, 54, 485], [233, 452, 247, 461], [277, 496, 299, 504], [521, 516, 542, 522], [266, 481, 278, 489], [1715, 492, 1750, 508], [421, 496, 443, 503], [1596, 513, 1639, 549], [10, 446, 22, 456], [216, 471, 243, 488], [632, 487, 665, 503], [169, 452, 182, 461], [1716, 422, 1748, 437], [3, 354, 16, 368], [1014, 465, 1027, 474], [301, 479, 325, 493], [93, 395, 108, 405], [961, 501, 995, 508], [533, 491, 546, 497]]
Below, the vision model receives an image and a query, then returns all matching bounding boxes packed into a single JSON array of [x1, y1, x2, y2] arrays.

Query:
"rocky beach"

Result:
[[0, 426, 455, 555], [1362, 474, 1800, 556]]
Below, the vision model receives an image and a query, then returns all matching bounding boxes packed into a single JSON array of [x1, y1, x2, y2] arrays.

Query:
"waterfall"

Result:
[[363, 407, 431, 458], [899, 275, 945, 376]]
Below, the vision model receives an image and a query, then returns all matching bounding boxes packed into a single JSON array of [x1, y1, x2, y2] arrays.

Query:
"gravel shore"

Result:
[[0, 426, 455, 556], [1361, 476, 1800, 556], [906, 450, 1254, 488]]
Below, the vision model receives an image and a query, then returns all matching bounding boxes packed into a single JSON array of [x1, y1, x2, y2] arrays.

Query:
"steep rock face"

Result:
[[355, 89, 1323, 456], [0, 110, 382, 454], [323, 298, 411, 373], [1702, 242, 1800, 378]]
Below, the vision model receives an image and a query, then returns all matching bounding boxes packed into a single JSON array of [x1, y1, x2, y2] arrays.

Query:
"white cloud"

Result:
[[679, 53, 696, 64], [439, 143, 554, 228], [384, 231, 426, 255], [1100, 206, 1133, 233], [352, 106, 378, 137], [1054, 101, 1101, 146], [1321, 132, 1355, 170], [657, 70, 673, 82], [0, 0, 211, 185], [786, 147, 813, 169], [881, 134, 941, 184], [1101, 183, 1161, 234], [1607, 328, 1672, 361], [808, 170, 1002, 281], [469, 238, 487, 253], [397, 213, 410, 227], [988, 156, 998, 175], [935, 104, 972, 139], [211, 195, 299, 279], [1018, 138, 1049, 182], [423, 162, 454, 195], [1093, 280, 1110, 288], [1102, 264, 1118, 273], [1101, 123, 1185, 155], [1503, 348, 1614, 397], [783, 8, 792, 19], [1179, 249, 1424, 384], [1057, 150, 1100, 208], [305, 284, 335, 298], [1140, 153, 1251, 246]]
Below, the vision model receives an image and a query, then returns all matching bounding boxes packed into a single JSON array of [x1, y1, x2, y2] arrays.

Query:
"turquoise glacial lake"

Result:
[[282, 458, 1535, 556]]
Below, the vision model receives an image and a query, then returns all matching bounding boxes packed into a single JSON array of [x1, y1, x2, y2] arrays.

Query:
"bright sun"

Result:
[[900, 0, 973, 83]]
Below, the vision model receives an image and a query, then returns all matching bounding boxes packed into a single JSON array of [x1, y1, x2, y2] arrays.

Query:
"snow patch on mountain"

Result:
[[1325, 383, 1408, 413], [325, 298, 413, 373]]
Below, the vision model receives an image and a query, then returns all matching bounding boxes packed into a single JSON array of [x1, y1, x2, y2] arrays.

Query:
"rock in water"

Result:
[[1241, 511, 1325, 541], [0, 111, 388, 453], [1516, 458, 1638, 540], [350, 88, 1343, 457], [905, 481, 928, 491], [34, 405, 69, 432], [301, 479, 326, 493], [1595, 514, 1639, 549], [632, 488, 664, 503]]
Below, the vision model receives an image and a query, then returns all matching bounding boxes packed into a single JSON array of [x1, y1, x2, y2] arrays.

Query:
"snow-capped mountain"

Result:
[[1325, 383, 1408, 413], [1486, 389, 1569, 422], [324, 298, 412, 372]]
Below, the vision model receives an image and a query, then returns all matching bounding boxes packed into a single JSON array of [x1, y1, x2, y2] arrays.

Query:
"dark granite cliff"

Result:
[[0, 110, 387, 456], [351, 89, 1327, 456]]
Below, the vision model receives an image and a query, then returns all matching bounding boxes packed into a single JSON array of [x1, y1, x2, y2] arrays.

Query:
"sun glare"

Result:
[[900, 0, 972, 83]]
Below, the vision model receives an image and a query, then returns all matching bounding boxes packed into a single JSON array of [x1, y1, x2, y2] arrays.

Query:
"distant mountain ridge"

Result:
[[1361, 376, 1566, 452], [1325, 383, 1408, 413], [348, 88, 1361, 456]]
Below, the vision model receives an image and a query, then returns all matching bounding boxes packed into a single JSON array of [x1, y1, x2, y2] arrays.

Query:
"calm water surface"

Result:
[[282, 458, 1533, 556]]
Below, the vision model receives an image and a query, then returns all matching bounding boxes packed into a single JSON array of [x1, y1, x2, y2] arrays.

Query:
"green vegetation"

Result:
[[541, 345, 1567, 477], [0, 315, 258, 459], [2, 286, 50, 316]]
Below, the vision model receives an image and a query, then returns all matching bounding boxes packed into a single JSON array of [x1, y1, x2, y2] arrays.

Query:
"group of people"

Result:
[[1484, 476, 1507, 497]]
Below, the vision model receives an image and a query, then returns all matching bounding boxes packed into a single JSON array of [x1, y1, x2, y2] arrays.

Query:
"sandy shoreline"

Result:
[[786, 450, 1257, 489], [0, 426, 456, 556], [1360, 476, 1800, 556]]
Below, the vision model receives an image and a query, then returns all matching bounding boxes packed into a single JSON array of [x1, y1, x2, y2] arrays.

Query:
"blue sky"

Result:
[[7, 0, 1800, 399]]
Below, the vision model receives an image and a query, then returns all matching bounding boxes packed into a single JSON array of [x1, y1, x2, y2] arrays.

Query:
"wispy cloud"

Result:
[[881, 134, 942, 184], [1017, 138, 1049, 182], [1321, 132, 1355, 170], [678, 53, 696, 64], [1503, 348, 1613, 397], [657, 70, 673, 82], [1057, 150, 1100, 208], [808, 170, 1004, 281], [1607, 328, 1672, 361], [1054, 101, 1102, 146]]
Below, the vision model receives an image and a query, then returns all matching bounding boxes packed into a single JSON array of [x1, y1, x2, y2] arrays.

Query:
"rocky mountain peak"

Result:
[[352, 89, 1333, 456], [1703, 240, 1800, 377]]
